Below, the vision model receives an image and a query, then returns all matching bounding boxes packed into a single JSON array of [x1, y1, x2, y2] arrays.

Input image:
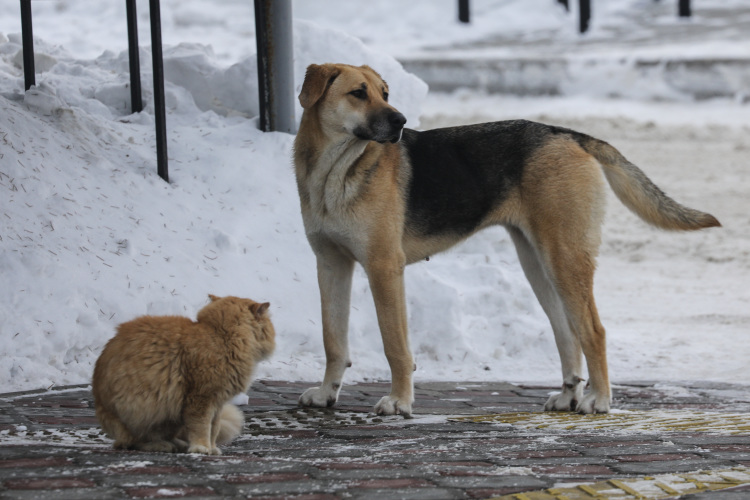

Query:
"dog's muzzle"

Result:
[[355, 110, 407, 144]]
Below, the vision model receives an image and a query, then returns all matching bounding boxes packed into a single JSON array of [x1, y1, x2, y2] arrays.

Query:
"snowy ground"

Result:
[[0, 0, 748, 393]]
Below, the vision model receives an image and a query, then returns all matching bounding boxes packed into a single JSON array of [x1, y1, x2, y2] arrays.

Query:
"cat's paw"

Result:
[[576, 393, 610, 414], [171, 438, 189, 453], [299, 386, 338, 408], [374, 395, 412, 418], [187, 444, 212, 455]]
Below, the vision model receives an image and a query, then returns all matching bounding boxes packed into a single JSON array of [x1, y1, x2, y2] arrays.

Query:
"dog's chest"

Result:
[[306, 143, 369, 218], [301, 143, 373, 253]]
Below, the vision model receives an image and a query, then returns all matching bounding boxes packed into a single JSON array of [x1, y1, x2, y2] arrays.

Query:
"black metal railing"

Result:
[[18, 0, 169, 182], [463, 0, 692, 34]]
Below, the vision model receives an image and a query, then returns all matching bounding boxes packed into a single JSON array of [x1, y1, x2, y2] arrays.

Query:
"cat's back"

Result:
[[103, 315, 196, 355], [93, 315, 198, 390]]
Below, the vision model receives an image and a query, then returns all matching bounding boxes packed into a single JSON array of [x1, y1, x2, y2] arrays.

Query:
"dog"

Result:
[[293, 63, 720, 417]]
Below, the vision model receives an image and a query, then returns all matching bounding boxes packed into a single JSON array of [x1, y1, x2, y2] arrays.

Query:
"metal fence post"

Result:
[[678, 0, 691, 18], [20, 0, 35, 90], [458, 0, 470, 23], [125, 0, 143, 114], [254, 0, 296, 134], [149, 0, 168, 182], [579, 0, 591, 33]]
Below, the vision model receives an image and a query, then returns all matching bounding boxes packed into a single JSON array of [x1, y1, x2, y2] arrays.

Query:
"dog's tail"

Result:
[[215, 403, 244, 445], [580, 136, 721, 231]]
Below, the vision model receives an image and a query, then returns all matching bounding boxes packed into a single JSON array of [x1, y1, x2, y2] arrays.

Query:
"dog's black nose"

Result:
[[389, 112, 407, 129]]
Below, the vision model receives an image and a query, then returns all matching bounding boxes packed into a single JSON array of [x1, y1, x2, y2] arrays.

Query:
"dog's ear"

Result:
[[208, 294, 220, 302], [299, 64, 340, 109]]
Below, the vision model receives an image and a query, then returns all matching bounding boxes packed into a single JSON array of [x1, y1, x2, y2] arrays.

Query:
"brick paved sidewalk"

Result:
[[2, 381, 750, 499]]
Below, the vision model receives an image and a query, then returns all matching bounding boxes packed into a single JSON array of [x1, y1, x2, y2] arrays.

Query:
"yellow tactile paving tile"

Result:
[[491, 466, 750, 499], [452, 410, 750, 435]]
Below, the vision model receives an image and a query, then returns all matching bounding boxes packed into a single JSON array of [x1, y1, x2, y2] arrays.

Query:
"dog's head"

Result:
[[299, 63, 406, 144]]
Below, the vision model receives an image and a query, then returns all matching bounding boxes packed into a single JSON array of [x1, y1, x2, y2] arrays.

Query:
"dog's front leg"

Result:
[[299, 245, 355, 408], [366, 253, 414, 418]]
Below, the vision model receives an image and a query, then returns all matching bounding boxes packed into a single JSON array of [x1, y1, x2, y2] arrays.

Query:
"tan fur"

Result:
[[294, 63, 720, 416], [92, 295, 275, 454]]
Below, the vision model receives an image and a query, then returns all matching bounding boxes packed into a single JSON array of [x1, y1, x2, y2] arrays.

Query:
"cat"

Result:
[[92, 294, 275, 454]]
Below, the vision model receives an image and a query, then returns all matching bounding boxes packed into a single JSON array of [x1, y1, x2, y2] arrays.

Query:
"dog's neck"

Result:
[[295, 111, 390, 215], [320, 135, 369, 171], [317, 136, 373, 212]]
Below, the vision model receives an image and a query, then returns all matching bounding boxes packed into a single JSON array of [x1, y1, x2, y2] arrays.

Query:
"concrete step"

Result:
[[400, 55, 750, 101]]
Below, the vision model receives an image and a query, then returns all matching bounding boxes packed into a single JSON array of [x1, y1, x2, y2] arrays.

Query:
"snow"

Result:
[[1, 0, 748, 395]]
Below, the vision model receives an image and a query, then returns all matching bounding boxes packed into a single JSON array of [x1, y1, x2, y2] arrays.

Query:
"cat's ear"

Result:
[[208, 294, 220, 302], [250, 302, 270, 319]]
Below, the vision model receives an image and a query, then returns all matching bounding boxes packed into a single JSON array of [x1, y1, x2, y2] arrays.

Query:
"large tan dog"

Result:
[[293, 63, 720, 417]]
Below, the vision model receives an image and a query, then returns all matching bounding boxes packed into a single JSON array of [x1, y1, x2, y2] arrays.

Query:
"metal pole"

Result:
[[125, 0, 143, 114], [149, 0, 168, 182], [579, 0, 591, 33], [20, 0, 35, 90], [678, 0, 691, 18], [254, 0, 296, 134], [458, 0, 470, 23]]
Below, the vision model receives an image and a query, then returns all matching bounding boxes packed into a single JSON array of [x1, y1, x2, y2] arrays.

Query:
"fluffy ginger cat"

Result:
[[92, 294, 275, 454]]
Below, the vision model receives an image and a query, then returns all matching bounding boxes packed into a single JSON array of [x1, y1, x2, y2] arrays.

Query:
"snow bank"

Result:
[[0, 21, 439, 393]]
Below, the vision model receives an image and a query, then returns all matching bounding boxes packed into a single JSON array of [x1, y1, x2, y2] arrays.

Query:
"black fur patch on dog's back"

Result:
[[402, 120, 557, 237]]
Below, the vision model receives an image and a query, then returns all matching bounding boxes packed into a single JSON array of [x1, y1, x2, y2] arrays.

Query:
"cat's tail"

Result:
[[216, 404, 245, 445]]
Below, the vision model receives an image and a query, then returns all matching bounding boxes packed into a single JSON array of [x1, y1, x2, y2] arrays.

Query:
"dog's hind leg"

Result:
[[508, 227, 585, 411], [521, 216, 610, 413], [516, 145, 610, 413], [299, 242, 355, 408]]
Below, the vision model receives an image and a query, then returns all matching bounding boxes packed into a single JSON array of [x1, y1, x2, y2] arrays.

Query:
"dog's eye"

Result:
[[383, 92, 389, 102], [349, 89, 366, 100]]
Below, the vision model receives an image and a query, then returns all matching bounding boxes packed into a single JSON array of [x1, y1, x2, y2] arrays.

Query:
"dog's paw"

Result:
[[299, 386, 338, 408], [374, 395, 412, 418], [544, 386, 582, 412], [544, 376, 585, 412], [576, 393, 610, 414]]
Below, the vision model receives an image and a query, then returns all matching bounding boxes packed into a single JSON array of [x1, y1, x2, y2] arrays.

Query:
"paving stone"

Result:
[[433, 473, 549, 489], [125, 485, 218, 498], [610, 452, 704, 462], [580, 444, 699, 456], [3, 477, 96, 490], [612, 458, 731, 474], [528, 464, 616, 476], [0, 487, 129, 500], [345, 487, 459, 500], [0, 456, 71, 468], [249, 495, 339, 500], [682, 484, 750, 499], [231, 479, 340, 497]]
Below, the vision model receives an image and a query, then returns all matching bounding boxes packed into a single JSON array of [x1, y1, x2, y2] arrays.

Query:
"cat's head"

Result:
[[198, 295, 276, 359]]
